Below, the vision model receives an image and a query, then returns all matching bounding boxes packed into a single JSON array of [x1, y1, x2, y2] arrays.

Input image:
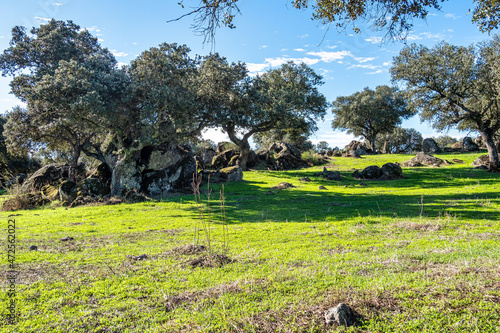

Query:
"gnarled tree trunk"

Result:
[[481, 132, 499, 171]]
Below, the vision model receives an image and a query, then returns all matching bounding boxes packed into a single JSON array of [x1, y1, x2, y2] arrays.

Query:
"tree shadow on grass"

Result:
[[174, 166, 500, 224]]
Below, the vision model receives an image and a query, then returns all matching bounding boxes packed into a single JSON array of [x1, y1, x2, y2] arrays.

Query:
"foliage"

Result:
[[434, 135, 460, 148], [331, 85, 412, 152], [301, 149, 325, 165], [253, 124, 314, 152], [200, 54, 328, 169], [176, 0, 500, 42], [314, 141, 330, 154], [391, 35, 500, 170], [375, 127, 422, 154]]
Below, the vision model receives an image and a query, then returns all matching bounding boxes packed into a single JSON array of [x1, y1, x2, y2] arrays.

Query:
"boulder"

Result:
[[463, 137, 479, 152], [325, 303, 359, 327], [77, 178, 108, 196], [141, 148, 197, 196], [314, 167, 342, 181], [422, 138, 441, 154], [211, 149, 236, 169], [352, 163, 403, 180], [381, 163, 403, 180], [59, 180, 77, 203], [90, 162, 112, 183], [220, 166, 243, 182], [472, 155, 490, 168], [201, 148, 216, 165], [402, 152, 445, 167], [352, 165, 382, 180], [344, 141, 371, 156], [22, 163, 86, 191], [262, 142, 310, 171]]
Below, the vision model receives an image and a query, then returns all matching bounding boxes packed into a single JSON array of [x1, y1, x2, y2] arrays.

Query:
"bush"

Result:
[[301, 150, 325, 166]]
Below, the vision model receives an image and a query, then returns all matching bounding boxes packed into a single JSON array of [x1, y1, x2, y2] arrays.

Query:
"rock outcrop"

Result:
[[422, 138, 441, 154], [402, 152, 446, 167]]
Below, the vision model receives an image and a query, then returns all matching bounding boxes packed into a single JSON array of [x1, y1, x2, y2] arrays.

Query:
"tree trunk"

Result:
[[482, 132, 499, 172], [368, 136, 376, 153], [106, 151, 142, 196], [382, 140, 387, 154], [68, 145, 81, 182], [237, 141, 250, 171]]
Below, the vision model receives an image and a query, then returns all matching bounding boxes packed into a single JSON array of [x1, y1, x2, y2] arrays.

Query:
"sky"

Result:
[[0, 0, 494, 149]]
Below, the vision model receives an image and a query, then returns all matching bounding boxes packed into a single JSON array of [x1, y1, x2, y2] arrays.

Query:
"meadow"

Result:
[[1, 152, 499, 332]]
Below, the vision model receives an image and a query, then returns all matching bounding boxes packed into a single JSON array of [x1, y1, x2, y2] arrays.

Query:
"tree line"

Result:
[[1, 19, 499, 197]]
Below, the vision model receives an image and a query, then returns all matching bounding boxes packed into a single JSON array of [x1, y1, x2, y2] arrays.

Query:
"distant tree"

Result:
[[391, 36, 500, 170], [434, 135, 459, 148], [199, 55, 328, 170], [331, 85, 412, 153], [315, 141, 330, 154], [175, 0, 500, 43], [375, 127, 422, 154]]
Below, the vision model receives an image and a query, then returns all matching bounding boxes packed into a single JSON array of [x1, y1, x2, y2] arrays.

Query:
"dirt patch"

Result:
[[168, 244, 207, 255], [188, 253, 234, 268]]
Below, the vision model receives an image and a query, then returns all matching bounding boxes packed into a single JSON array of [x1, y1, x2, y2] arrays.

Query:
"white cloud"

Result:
[[382, 61, 391, 67], [298, 34, 309, 39], [353, 56, 375, 63], [294, 48, 306, 52], [366, 69, 384, 75], [306, 50, 352, 62], [444, 13, 460, 20], [259, 45, 268, 49], [52, 2, 63, 5], [326, 45, 338, 49], [0, 36, 5, 39], [246, 62, 270, 73], [111, 50, 128, 57], [84, 26, 101, 33], [365, 36, 383, 44], [265, 56, 320, 67], [35, 17, 51, 23], [116, 62, 128, 68], [348, 64, 380, 70]]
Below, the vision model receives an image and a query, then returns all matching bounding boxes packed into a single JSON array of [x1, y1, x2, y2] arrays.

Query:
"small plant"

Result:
[[191, 173, 230, 259], [301, 149, 325, 166]]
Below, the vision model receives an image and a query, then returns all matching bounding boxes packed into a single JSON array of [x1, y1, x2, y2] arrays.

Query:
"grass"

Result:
[[0, 152, 499, 332]]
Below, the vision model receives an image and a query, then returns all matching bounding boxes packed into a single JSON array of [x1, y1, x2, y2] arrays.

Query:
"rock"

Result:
[[90, 162, 112, 183], [344, 141, 371, 156], [325, 303, 358, 327], [271, 182, 295, 190], [59, 180, 77, 202], [61, 236, 74, 242], [314, 167, 342, 181], [78, 178, 107, 196], [246, 150, 259, 169], [422, 138, 441, 154], [40, 183, 60, 201], [29, 245, 38, 251], [220, 166, 243, 182], [359, 181, 367, 186], [319, 185, 327, 190], [201, 148, 216, 165], [402, 152, 445, 167], [128, 254, 148, 261], [140, 145, 197, 196], [463, 137, 479, 152], [380, 163, 403, 180], [352, 163, 403, 181], [472, 155, 490, 168], [450, 142, 463, 150], [452, 158, 464, 164], [352, 165, 382, 180], [261, 142, 310, 171], [299, 177, 312, 182], [215, 141, 235, 154], [211, 149, 237, 169], [22, 163, 86, 192]]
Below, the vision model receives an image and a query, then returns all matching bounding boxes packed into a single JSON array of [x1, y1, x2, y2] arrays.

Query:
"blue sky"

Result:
[[0, 0, 493, 148]]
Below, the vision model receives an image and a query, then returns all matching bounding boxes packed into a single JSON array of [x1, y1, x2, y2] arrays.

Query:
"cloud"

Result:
[[298, 34, 309, 39], [306, 50, 352, 62], [259, 45, 268, 49], [116, 62, 128, 68], [0, 36, 5, 39], [366, 69, 384, 75], [111, 50, 128, 57], [51, 2, 63, 5], [35, 17, 51, 23], [265, 57, 320, 67], [353, 56, 375, 63], [84, 26, 101, 33], [365, 36, 383, 44], [246, 62, 270, 73], [406, 31, 443, 41], [294, 48, 306, 52], [382, 61, 391, 67], [348, 64, 380, 70], [444, 13, 460, 20]]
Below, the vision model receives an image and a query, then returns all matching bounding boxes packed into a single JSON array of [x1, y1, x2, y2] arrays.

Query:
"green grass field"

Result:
[[1, 152, 499, 332]]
